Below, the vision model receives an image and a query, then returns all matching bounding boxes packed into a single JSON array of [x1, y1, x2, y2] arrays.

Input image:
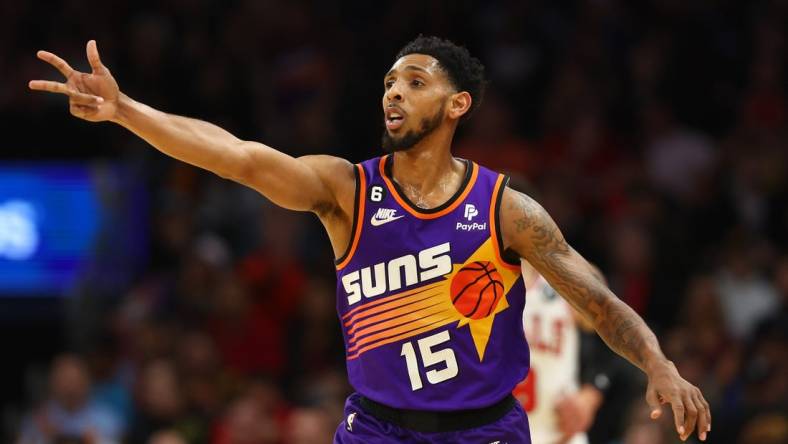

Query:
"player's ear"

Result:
[[447, 91, 472, 121]]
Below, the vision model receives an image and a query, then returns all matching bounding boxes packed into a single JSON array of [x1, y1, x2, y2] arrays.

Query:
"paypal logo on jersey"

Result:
[[343, 242, 452, 305], [457, 203, 486, 231], [456, 221, 487, 231], [464, 203, 479, 221]]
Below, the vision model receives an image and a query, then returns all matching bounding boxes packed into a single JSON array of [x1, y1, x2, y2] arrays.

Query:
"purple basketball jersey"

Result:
[[334, 155, 530, 411]]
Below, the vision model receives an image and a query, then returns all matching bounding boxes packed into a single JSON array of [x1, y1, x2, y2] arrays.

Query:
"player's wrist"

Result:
[[644, 356, 676, 377], [110, 92, 133, 125]]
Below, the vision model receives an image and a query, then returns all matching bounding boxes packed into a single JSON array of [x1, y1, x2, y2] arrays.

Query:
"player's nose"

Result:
[[385, 82, 404, 103]]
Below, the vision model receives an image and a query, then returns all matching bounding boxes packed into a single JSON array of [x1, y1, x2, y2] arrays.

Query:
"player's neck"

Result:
[[390, 132, 465, 209]]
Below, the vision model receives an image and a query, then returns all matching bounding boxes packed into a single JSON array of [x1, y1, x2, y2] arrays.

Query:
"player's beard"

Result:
[[381, 103, 445, 153]]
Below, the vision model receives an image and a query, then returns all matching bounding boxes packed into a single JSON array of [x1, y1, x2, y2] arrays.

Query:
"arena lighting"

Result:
[[0, 199, 39, 260]]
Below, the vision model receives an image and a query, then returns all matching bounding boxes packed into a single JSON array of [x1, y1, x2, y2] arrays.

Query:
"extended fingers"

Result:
[[29, 80, 71, 95], [694, 390, 711, 441], [681, 393, 698, 441], [670, 396, 686, 439], [29, 80, 104, 105], [36, 51, 74, 78], [70, 90, 104, 105], [86, 40, 105, 73]]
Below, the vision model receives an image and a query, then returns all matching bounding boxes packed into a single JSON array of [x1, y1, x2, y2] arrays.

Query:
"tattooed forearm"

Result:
[[506, 191, 665, 371], [581, 285, 661, 370]]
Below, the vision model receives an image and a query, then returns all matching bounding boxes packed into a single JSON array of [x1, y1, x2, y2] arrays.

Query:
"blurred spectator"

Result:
[[175, 331, 226, 418], [285, 278, 345, 389], [715, 235, 779, 339], [85, 339, 134, 433], [17, 354, 123, 444], [282, 406, 334, 444], [176, 234, 233, 322], [607, 221, 655, 317], [128, 358, 205, 444], [671, 275, 733, 406], [454, 92, 538, 177], [211, 380, 288, 444], [738, 413, 788, 444], [147, 429, 187, 444], [207, 272, 287, 378], [642, 102, 718, 204], [774, 256, 788, 311], [620, 404, 667, 444]]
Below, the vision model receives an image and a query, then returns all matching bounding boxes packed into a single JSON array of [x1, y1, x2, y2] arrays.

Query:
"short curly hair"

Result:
[[395, 35, 487, 123]]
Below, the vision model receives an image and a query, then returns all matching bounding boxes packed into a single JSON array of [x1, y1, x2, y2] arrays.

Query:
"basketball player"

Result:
[[514, 261, 604, 444], [29, 36, 710, 443]]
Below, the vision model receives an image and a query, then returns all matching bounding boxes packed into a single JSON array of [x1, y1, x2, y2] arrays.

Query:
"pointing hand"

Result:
[[29, 40, 119, 122]]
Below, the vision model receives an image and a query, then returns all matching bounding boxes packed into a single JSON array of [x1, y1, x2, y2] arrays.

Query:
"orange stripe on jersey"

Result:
[[341, 281, 443, 322], [347, 302, 451, 345], [490, 174, 520, 272], [347, 310, 456, 352], [378, 155, 480, 220], [346, 291, 445, 335], [336, 164, 366, 271], [346, 315, 457, 360]]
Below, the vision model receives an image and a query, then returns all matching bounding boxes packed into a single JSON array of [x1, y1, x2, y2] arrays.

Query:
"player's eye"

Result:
[[411, 79, 424, 87], [384, 80, 395, 89]]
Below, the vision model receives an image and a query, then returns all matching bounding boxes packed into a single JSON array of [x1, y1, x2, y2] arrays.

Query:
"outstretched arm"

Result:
[[28, 41, 354, 216], [501, 187, 711, 442]]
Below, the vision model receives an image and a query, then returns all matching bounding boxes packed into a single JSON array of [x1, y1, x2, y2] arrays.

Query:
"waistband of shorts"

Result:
[[358, 394, 517, 433]]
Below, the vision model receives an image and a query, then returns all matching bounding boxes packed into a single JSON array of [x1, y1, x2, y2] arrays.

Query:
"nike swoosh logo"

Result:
[[370, 214, 405, 226]]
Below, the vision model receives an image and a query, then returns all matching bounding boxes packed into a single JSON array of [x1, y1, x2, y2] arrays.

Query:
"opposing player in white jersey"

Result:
[[514, 261, 604, 444]]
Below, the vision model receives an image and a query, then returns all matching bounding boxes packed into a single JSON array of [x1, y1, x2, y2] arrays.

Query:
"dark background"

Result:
[[2, 1, 786, 443]]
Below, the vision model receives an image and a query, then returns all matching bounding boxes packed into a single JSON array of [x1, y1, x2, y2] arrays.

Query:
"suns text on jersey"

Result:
[[342, 242, 452, 305]]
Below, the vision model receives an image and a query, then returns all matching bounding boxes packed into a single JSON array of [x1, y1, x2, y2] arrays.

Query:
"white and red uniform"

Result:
[[514, 272, 588, 444]]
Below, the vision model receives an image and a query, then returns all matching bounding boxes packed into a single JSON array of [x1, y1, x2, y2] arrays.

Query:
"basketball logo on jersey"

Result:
[[450, 261, 505, 319]]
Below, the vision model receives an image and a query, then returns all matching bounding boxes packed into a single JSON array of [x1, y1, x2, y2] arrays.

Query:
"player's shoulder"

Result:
[[299, 154, 357, 187], [297, 154, 356, 215], [497, 185, 554, 254], [499, 186, 549, 226], [299, 154, 355, 174]]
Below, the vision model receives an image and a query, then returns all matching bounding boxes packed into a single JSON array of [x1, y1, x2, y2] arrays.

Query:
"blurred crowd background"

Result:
[[2, 0, 787, 443]]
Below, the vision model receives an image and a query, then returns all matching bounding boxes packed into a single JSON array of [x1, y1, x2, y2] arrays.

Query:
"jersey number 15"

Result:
[[400, 330, 459, 391]]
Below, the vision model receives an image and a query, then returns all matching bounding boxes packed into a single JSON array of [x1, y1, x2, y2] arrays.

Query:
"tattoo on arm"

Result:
[[509, 192, 663, 371]]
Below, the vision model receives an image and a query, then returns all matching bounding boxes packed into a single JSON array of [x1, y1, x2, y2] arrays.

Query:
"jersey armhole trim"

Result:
[[491, 174, 521, 271], [335, 164, 366, 270]]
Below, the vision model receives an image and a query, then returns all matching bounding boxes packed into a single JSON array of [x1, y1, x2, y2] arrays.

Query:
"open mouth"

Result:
[[385, 108, 405, 131]]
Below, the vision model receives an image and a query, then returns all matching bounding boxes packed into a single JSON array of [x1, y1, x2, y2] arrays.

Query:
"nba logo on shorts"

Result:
[[464, 203, 479, 221], [346, 412, 356, 432]]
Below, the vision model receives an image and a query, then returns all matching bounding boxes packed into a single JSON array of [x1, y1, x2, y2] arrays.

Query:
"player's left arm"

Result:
[[500, 187, 711, 442]]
